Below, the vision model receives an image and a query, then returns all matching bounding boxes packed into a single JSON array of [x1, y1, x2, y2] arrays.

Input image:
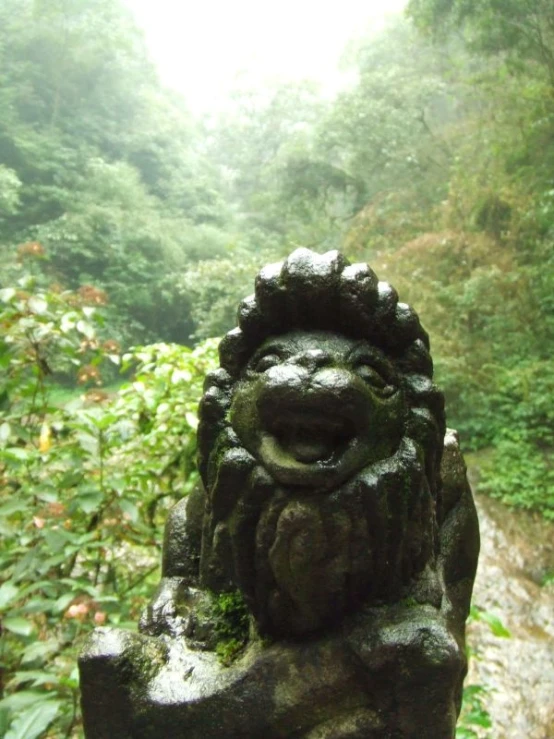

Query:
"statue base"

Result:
[[79, 602, 465, 739]]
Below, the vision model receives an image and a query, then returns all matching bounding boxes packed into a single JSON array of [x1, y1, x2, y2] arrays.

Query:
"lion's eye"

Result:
[[253, 354, 281, 373], [355, 363, 395, 395]]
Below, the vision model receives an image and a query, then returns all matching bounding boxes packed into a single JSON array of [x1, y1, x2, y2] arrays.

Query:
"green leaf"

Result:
[[58, 469, 84, 489], [53, 593, 76, 614], [119, 499, 139, 522], [0, 500, 28, 517], [27, 296, 48, 316], [21, 598, 59, 615], [0, 421, 11, 446], [34, 487, 59, 503], [479, 611, 511, 638], [9, 671, 60, 689], [0, 447, 30, 462], [76, 319, 95, 339], [43, 528, 72, 553], [68, 666, 80, 686], [0, 706, 11, 737], [60, 311, 78, 333], [5, 700, 60, 739], [0, 288, 16, 303], [3, 617, 34, 636], [21, 639, 59, 665], [456, 729, 477, 739], [0, 582, 19, 610], [75, 491, 103, 514], [0, 691, 44, 713], [185, 411, 198, 430], [77, 431, 99, 456], [465, 710, 492, 727]]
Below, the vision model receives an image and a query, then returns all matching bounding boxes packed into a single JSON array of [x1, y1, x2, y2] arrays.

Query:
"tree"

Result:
[[311, 19, 464, 255], [407, 0, 554, 86], [0, 166, 21, 221], [205, 81, 343, 247], [0, 0, 235, 344]]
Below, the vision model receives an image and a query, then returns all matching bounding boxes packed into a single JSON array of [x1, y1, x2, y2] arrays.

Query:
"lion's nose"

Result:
[[293, 349, 331, 372]]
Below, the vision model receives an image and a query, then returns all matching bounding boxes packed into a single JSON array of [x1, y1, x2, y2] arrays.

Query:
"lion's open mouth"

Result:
[[265, 414, 356, 465]]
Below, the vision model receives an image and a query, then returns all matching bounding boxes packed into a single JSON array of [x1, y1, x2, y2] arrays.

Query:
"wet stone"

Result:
[[79, 249, 480, 738]]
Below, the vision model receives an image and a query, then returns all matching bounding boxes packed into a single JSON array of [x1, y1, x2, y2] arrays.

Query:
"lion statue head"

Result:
[[197, 248, 446, 639]]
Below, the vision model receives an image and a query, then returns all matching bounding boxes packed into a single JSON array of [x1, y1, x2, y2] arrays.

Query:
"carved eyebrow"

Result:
[[346, 343, 396, 379], [248, 341, 290, 365], [347, 343, 384, 363]]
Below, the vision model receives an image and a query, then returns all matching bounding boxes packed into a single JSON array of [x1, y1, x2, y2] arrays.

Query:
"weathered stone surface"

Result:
[[79, 248, 479, 738], [467, 492, 554, 738]]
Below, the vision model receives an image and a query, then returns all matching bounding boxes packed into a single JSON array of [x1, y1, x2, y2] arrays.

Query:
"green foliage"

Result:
[[117, 339, 219, 497], [322, 20, 453, 236], [0, 271, 218, 736], [541, 571, 554, 587], [0, 0, 233, 345], [478, 439, 554, 519], [0, 166, 21, 220], [407, 0, 554, 86], [456, 685, 492, 739], [33, 157, 207, 344], [203, 21, 458, 255], [456, 605, 511, 737], [469, 606, 511, 639], [480, 360, 554, 450], [178, 250, 276, 341], [2, 700, 62, 739]]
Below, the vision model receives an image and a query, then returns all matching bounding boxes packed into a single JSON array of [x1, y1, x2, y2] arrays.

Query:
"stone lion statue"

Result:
[[80, 249, 479, 739]]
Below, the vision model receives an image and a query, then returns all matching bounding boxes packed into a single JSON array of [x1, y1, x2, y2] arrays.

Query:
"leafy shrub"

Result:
[[471, 360, 554, 517], [178, 250, 275, 341], [456, 606, 511, 738], [0, 276, 218, 737], [478, 438, 554, 519], [456, 684, 492, 739]]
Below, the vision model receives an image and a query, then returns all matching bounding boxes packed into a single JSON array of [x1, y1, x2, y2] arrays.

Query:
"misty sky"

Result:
[[125, 0, 407, 111]]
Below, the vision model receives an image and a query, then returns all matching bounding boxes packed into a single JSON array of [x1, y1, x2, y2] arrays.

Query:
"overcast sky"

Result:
[[125, 0, 407, 111]]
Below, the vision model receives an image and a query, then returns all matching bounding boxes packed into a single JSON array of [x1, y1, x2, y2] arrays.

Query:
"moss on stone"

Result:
[[206, 590, 250, 665]]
